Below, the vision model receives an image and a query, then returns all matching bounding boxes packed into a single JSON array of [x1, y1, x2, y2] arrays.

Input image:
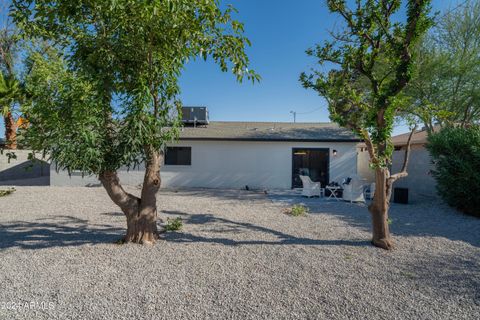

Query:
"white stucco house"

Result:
[[50, 108, 362, 189]]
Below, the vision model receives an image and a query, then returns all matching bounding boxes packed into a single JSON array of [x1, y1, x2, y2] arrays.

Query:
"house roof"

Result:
[[178, 121, 360, 142], [392, 128, 428, 147]]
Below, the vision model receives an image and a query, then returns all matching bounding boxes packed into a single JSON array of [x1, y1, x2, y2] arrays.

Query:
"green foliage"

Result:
[[0, 24, 25, 133], [300, 0, 432, 167], [0, 73, 23, 117], [23, 48, 108, 174], [164, 217, 183, 232], [404, 0, 480, 130], [12, 0, 259, 176], [285, 204, 309, 217], [0, 187, 16, 197], [427, 126, 480, 217], [0, 149, 17, 163]]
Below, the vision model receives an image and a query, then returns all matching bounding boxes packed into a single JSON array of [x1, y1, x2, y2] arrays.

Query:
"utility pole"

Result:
[[290, 110, 296, 123]]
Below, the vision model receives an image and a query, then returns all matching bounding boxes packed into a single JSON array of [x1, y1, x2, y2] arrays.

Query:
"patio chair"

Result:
[[342, 174, 366, 203], [299, 175, 324, 198], [364, 183, 376, 200]]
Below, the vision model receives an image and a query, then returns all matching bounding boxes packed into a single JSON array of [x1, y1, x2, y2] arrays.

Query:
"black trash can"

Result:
[[393, 188, 409, 204]]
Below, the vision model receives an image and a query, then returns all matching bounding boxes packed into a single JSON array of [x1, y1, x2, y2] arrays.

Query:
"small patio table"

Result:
[[326, 186, 342, 201]]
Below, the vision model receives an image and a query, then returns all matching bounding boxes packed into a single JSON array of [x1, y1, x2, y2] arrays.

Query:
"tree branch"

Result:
[[99, 171, 140, 215], [388, 125, 417, 183], [360, 129, 379, 166]]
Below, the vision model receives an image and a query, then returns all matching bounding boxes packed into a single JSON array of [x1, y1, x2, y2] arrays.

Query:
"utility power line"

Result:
[[436, 0, 471, 23], [290, 107, 323, 122]]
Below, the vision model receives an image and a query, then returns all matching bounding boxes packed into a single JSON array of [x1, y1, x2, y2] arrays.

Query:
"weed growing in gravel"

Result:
[[0, 188, 15, 197], [114, 238, 125, 245], [284, 204, 309, 217], [400, 271, 416, 279], [165, 217, 183, 231]]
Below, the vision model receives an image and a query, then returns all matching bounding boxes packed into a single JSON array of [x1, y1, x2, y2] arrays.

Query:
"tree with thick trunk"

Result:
[[3, 112, 17, 149], [301, 0, 432, 249], [13, 0, 259, 244], [99, 151, 163, 244]]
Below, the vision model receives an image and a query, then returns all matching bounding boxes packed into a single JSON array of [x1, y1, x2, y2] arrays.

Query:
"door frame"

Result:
[[291, 147, 330, 189]]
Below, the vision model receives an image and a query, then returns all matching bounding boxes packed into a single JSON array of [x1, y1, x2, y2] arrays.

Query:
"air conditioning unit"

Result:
[[181, 106, 209, 125]]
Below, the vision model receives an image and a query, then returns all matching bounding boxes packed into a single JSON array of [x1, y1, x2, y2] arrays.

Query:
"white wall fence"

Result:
[[0, 150, 50, 184]]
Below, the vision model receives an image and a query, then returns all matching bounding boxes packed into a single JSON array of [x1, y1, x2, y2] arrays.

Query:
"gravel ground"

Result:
[[0, 186, 479, 320]]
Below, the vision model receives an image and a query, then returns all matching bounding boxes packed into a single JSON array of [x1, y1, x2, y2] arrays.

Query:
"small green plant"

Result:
[[0, 188, 16, 197], [165, 217, 183, 231], [400, 271, 416, 279], [387, 218, 393, 225], [285, 204, 309, 217]]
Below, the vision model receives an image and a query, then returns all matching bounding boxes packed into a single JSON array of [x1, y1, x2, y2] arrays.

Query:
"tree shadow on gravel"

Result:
[[331, 202, 480, 248], [160, 188, 269, 202], [400, 251, 480, 307], [161, 210, 370, 247], [272, 196, 480, 248], [0, 215, 124, 250]]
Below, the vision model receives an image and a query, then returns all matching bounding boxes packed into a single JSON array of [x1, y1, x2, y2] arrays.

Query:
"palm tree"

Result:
[[0, 72, 22, 149]]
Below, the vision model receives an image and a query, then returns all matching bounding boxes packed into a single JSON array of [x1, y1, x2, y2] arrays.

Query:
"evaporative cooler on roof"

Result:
[[181, 107, 209, 125]]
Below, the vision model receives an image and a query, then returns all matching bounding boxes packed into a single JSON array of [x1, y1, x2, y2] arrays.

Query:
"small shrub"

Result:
[[165, 217, 183, 231], [0, 188, 16, 197], [285, 204, 309, 216], [427, 126, 480, 217], [400, 271, 416, 279]]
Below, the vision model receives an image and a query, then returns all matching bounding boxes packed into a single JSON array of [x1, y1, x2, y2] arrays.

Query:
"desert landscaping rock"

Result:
[[0, 186, 479, 319]]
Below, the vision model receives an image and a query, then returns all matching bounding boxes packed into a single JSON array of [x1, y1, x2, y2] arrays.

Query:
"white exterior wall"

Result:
[[392, 145, 438, 202], [51, 140, 358, 189], [357, 149, 375, 183]]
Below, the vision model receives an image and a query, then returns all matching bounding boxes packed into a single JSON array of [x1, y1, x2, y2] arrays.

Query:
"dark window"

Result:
[[165, 147, 191, 165]]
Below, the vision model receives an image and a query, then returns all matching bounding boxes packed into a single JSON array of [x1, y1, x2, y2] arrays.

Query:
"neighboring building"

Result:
[[357, 128, 438, 203], [391, 128, 438, 202], [50, 108, 362, 189]]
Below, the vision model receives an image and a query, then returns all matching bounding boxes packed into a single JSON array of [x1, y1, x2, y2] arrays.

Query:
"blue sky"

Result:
[[1, 0, 463, 138], [178, 0, 461, 134]]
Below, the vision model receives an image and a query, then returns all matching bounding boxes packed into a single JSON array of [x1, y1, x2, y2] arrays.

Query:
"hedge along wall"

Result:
[[427, 126, 480, 217]]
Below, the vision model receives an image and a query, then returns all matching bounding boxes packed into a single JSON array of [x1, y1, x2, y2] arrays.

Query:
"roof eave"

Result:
[[179, 137, 362, 143]]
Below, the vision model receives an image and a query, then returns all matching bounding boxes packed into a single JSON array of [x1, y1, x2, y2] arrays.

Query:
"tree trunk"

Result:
[[99, 150, 163, 245], [368, 167, 393, 250], [4, 112, 17, 149]]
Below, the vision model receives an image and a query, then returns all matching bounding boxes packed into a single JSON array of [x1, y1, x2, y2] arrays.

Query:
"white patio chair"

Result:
[[364, 183, 376, 200], [342, 174, 366, 203], [299, 175, 324, 198]]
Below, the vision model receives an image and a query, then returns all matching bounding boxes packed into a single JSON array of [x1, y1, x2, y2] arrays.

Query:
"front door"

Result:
[[292, 148, 329, 188]]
